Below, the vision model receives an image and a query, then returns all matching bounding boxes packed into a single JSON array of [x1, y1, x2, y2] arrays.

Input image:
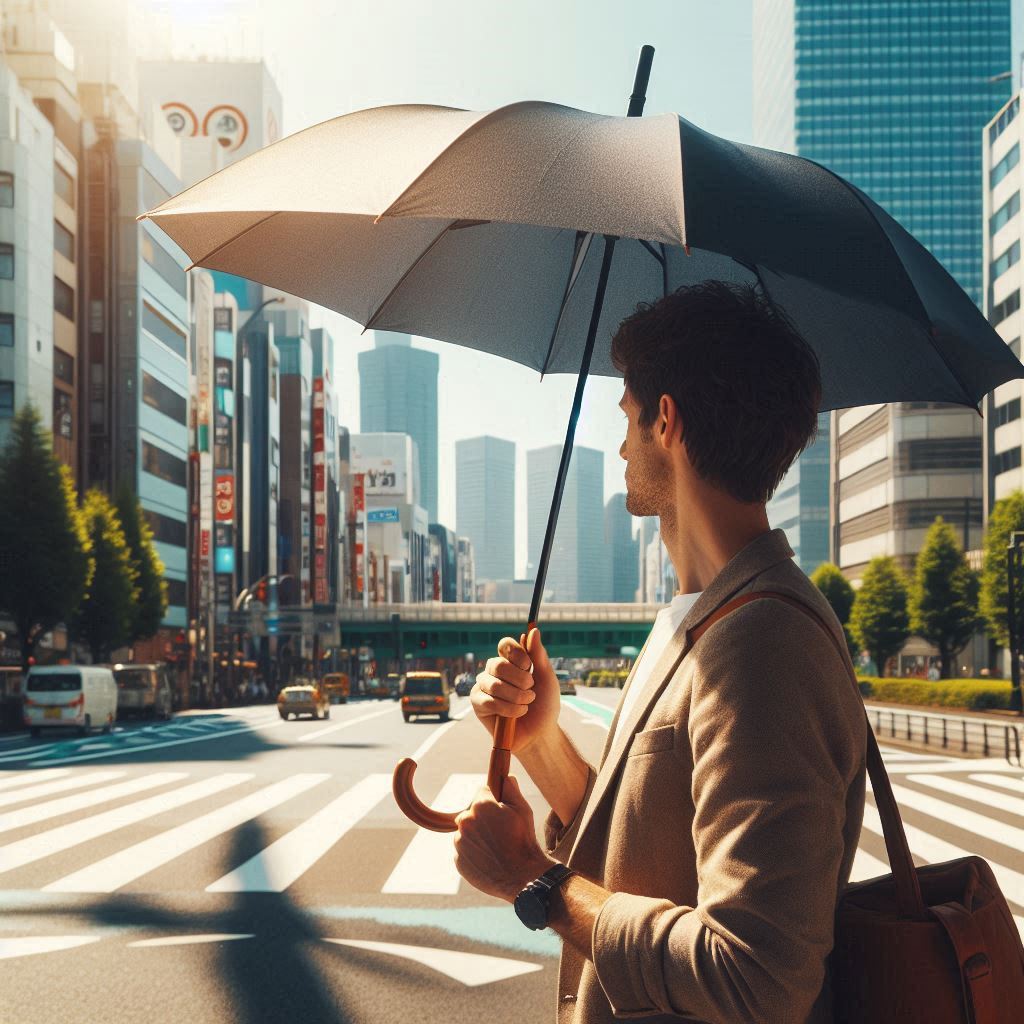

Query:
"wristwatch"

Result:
[[514, 863, 575, 930]]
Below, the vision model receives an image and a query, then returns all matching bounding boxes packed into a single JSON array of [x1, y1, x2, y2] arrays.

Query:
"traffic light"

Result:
[[255, 580, 267, 603], [418, 635, 427, 650]]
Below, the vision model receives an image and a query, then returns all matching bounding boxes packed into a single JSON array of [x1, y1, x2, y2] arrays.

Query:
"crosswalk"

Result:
[[0, 753, 1021, 932]]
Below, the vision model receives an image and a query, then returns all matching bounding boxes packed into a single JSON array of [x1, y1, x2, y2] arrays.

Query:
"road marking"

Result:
[[0, 770, 125, 811], [879, 751, 951, 763], [907, 774, 1024, 818], [45, 773, 329, 893], [889, 779, 1024, 851], [0, 769, 71, 792], [128, 934, 254, 948], [297, 707, 395, 743], [206, 774, 393, 892], [850, 846, 890, 882], [560, 695, 614, 728], [0, 774, 245, 876], [0, 772, 185, 835], [403, 706, 473, 766], [382, 774, 486, 895], [0, 936, 101, 960], [323, 938, 542, 986], [27, 717, 290, 767], [969, 773, 1024, 794]]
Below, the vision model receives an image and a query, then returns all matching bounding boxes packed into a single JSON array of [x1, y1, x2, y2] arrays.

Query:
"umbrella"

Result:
[[142, 46, 1022, 832]]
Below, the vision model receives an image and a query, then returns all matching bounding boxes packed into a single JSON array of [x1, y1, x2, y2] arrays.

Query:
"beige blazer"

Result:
[[543, 529, 867, 1024]]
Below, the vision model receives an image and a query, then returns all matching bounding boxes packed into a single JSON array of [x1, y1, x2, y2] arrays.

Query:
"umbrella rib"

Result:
[[362, 221, 459, 333], [637, 239, 669, 297], [183, 211, 282, 272], [539, 231, 595, 378]]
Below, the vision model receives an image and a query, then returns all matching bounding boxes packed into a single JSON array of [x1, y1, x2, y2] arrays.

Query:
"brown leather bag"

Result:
[[695, 591, 1024, 1023]]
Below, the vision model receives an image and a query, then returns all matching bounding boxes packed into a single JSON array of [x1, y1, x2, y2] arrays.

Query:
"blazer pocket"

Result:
[[627, 724, 675, 757]]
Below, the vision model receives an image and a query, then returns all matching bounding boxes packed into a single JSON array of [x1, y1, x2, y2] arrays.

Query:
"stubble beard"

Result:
[[624, 441, 672, 520]]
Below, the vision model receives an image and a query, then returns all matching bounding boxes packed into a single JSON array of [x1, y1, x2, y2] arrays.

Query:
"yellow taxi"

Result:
[[277, 683, 330, 721], [322, 672, 350, 704], [401, 671, 450, 722]]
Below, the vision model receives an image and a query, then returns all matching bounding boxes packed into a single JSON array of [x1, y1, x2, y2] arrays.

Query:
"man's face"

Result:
[[619, 388, 672, 518]]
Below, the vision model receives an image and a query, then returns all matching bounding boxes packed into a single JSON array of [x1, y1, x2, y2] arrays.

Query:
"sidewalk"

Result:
[[864, 699, 1023, 725]]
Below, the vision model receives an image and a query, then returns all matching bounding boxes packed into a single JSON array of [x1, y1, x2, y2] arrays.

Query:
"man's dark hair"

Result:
[[610, 281, 821, 504]]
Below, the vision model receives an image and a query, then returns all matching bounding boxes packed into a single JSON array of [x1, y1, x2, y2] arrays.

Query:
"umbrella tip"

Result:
[[135, 213, 148, 224]]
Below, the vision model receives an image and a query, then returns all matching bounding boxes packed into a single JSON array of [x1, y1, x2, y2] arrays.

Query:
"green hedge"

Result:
[[585, 670, 630, 688], [857, 676, 1013, 711]]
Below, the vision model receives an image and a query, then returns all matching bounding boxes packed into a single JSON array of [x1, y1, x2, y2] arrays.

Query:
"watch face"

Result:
[[514, 888, 548, 931]]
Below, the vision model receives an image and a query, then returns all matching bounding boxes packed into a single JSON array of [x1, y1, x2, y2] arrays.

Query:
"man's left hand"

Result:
[[454, 775, 556, 902]]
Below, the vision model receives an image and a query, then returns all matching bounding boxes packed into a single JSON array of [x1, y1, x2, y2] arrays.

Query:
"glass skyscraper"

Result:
[[455, 436, 515, 583], [358, 332, 439, 524], [754, 0, 1011, 577]]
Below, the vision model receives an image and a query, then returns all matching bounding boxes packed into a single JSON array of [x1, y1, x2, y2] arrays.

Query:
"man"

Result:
[[455, 282, 867, 1023]]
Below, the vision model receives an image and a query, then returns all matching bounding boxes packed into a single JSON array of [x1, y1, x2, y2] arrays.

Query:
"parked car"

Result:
[[322, 672, 350, 704], [385, 673, 404, 700], [454, 671, 475, 697], [556, 670, 576, 696], [113, 663, 173, 720], [277, 684, 330, 720], [23, 665, 118, 737], [401, 671, 451, 722]]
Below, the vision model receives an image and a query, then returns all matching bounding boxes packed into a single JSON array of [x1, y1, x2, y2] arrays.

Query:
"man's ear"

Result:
[[658, 394, 681, 448]]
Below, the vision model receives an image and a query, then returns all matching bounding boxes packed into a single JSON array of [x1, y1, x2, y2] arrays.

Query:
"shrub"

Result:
[[855, 676, 1013, 711]]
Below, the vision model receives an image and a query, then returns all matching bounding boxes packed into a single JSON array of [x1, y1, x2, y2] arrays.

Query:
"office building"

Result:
[[984, 94, 1024, 515], [605, 493, 639, 603], [311, 326, 340, 604], [0, 59, 55, 452], [455, 435, 515, 583], [359, 331, 439, 523], [2, 11, 81, 479], [754, 0, 1008, 580], [456, 536, 475, 603], [428, 523, 458, 602], [527, 445, 608, 603]]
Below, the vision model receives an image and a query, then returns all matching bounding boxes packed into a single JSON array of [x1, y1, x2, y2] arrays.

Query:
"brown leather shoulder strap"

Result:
[[690, 589, 927, 920], [932, 901, 997, 1024]]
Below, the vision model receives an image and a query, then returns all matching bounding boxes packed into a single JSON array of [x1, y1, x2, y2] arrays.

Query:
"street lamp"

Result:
[[1005, 531, 1024, 714]]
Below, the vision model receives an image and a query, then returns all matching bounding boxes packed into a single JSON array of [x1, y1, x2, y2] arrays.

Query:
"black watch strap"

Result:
[[514, 863, 575, 931], [534, 862, 574, 894]]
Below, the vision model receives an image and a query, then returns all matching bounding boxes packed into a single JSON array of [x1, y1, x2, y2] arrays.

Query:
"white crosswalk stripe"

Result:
[[206, 774, 393, 892], [0, 769, 71, 793], [0, 774, 244, 876], [45, 773, 329, 893], [907, 774, 1024, 818], [382, 774, 486, 895], [0, 770, 125, 811]]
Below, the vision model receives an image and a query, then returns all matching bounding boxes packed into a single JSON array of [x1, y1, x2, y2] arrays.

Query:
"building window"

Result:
[[141, 440, 187, 488], [142, 371, 187, 425], [991, 240, 1020, 281], [993, 446, 1023, 477], [0, 381, 13, 418], [0, 172, 12, 207], [141, 233, 186, 299], [991, 143, 1019, 188], [995, 397, 1021, 428], [991, 192, 1020, 236], [896, 438, 982, 473], [165, 578, 187, 607], [990, 97, 1020, 144], [54, 277, 74, 321], [53, 349, 74, 384], [53, 389, 73, 440], [0, 313, 12, 348], [142, 302, 186, 359], [991, 289, 1021, 325], [144, 509, 188, 547], [0, 244, 13, 280], [54, 220, 74, 262], [54, 163, 74, 208]]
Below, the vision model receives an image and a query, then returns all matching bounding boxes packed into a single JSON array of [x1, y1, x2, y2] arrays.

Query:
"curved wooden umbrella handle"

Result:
[[392, 667, 523, 833]]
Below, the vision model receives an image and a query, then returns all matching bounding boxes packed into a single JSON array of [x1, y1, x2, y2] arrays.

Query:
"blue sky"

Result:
[[253, 0, 755, 574]]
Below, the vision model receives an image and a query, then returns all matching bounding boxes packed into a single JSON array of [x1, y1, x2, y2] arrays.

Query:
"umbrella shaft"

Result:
[[528, 235, 618, 627]]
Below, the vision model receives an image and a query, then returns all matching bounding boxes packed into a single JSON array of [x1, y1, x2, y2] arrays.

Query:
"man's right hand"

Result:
[[471, 628, 560, 754]]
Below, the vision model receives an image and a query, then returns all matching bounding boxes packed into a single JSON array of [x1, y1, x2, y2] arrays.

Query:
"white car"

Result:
[[23, 666, 118, 737]]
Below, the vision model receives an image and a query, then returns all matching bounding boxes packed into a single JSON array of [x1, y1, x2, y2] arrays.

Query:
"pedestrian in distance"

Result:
[[458, 282, 867, 1024]]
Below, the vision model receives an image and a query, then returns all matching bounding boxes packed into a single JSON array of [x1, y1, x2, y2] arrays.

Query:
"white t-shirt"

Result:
[[612, 591, 703, 744]]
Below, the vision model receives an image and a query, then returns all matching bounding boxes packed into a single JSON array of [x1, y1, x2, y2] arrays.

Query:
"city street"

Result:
[[0, 688, 1021, 1024]]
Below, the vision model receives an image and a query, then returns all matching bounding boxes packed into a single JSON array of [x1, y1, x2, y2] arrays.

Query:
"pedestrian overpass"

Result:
[[339, 603, 659, 660]]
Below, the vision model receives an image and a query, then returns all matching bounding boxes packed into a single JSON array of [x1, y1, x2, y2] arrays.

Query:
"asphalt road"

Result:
[[0, 687, 1021, 1024]]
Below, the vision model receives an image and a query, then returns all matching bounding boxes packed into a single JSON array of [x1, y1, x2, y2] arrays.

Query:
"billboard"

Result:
[[350, 434, 413, 499]]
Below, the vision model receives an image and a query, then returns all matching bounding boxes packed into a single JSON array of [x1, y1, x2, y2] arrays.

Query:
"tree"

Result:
[[811, 561, 858, 657], [979, 490, 1024, 649], [850, 556, 910, 677], [0, 406, 92, 670], [909, 517, 982, 678], [74, 490, 138, 663], [115, 484, 167, 643]]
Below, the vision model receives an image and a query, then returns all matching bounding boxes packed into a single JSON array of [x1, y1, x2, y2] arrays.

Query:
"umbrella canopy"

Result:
[[143, 100, 1021, 411]]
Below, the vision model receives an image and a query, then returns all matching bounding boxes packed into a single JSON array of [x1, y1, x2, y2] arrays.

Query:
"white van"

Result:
[[23, 666, 118, 737]]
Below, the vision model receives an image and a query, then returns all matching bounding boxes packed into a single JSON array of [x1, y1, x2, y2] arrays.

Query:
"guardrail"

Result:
[[866, 705, 1023, 766]]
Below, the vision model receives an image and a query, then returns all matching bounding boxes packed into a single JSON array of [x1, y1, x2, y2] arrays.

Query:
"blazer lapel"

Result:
[[566, 528, 797, 862], [598, 633, 652, 769]]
